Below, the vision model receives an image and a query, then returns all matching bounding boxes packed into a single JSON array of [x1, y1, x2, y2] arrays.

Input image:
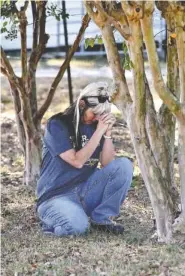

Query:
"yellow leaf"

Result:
[[170, 33, 177, 38]]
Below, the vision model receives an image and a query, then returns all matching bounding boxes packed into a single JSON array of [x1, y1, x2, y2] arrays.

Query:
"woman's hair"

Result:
[[63, 81, 111, 140]]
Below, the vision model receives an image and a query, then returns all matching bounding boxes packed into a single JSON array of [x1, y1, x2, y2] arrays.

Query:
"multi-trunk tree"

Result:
[[1, 1, 90, 187], [84, 0, 185, 242]]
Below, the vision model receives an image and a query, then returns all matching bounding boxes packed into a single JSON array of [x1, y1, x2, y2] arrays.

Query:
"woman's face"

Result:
[[82, 108, 98, 124]]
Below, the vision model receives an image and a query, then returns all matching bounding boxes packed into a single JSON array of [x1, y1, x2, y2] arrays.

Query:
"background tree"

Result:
[[0, 1, 90, 187], [84, 0, 185, 242]]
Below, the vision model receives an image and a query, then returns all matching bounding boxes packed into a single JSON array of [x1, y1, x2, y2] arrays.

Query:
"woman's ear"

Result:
[[79, 100, 86, 110]]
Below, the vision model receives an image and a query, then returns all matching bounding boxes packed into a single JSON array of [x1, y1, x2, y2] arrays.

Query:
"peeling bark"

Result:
[[141, 11, 185, 123], [158, 11, 179, 190], [86, 0, 180, 242], [9, 82, 26, 152], [128, 114, 174, 243], [24, 132, 42, 187], [127, 17, 177, 242], [175, 8, 185, 220], [100, 24, 132, 119]]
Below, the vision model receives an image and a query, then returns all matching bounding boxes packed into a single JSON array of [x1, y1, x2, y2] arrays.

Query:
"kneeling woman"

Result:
[[36, 82, 133, 236]]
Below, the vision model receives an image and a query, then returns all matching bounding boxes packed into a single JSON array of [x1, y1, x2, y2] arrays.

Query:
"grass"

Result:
[[1, 118, 185, 275]]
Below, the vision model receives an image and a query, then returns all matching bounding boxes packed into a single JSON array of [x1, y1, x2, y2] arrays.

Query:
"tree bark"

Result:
[[158, 11, 179, 191], [24, 131, 42, 187], [140, 11, 185, 123], [101, 19, 176, 242], [128, 114, 174, 243], [174, 8, 185, 232], [100, 24, 132, 120], [127, 18, 176, 242], [9, 82, 26, 152], [96, 2, 178, 242]]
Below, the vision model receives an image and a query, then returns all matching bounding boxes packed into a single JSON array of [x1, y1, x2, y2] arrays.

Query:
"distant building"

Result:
[[1, 0, 166, 58]]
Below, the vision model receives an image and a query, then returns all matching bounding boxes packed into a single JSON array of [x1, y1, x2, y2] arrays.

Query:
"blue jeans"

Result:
[[37, 158, 133, 236]]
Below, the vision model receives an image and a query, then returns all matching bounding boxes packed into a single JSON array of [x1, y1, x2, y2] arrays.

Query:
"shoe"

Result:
[[91, 222, 124, 235], [40, 222, 54, 235]]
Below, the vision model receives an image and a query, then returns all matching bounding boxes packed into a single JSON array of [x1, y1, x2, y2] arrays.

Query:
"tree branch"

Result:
[[1, 66, 8, 76], [38, 1, 47, 46], [28, 1, 49, 117], [175, 9, 185, 104], [17, 5, 28, 86], [1, 46, 21, 89], [140, 12, 185, 123], [31, 1, 39, 49], [20, 0, 29, 12], [128, 19, 146, 121], [84, 1, 100, 23], [28, 1, 48, 72], [94, 1, 131, 40], [100, 24, 132, 120], [35, 13, 91, 122]]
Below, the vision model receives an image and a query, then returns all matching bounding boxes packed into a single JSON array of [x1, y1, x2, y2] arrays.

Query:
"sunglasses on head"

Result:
[[82, 95, 111, 106]]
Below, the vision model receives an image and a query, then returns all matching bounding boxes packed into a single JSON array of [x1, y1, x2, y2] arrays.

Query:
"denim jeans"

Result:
[[37, 158, 133, 236]]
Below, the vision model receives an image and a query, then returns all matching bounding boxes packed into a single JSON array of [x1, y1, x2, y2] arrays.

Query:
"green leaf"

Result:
[[61, 12, 69, 19], [3, 21, 8, 27], [0, 0, 10, 8], [1, 27, 7, 33], [85, 38, 90, 49], [89, 38, 95, 48], [130, 60, 134, 69], [124, 63, 131, 70], [122, 41, 128, 54], [97, 36, 103, 45]]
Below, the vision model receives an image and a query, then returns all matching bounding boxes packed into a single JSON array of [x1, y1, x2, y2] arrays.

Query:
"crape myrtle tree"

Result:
[[84, 0, 185, 242], [0, 1, 90, 187]]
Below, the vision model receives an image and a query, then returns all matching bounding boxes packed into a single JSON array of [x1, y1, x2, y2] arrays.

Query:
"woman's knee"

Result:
[[120, 157, 133, 173], [54, 216, 89, 236], [111, 157, 133, 174], [38, 197, 90, 237]]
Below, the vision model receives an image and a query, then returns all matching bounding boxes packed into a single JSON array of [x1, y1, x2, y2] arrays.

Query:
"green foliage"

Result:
[[47, 3, 69, 21], [0, 0, 10, 8], [1, 1, 19, 40], [85, 35, 103, 49], [1, 1, 69, 41], [122, 41, 134, 71]]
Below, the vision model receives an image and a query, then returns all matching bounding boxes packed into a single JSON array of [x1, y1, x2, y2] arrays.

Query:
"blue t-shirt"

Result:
[[36, 118, 104, 207]]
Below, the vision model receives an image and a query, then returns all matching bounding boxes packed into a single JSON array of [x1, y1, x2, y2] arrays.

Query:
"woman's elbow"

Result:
[[73, 159, 84, 169]]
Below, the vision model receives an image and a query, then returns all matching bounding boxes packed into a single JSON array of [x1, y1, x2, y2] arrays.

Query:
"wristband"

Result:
[[103, 135, 112, 139]]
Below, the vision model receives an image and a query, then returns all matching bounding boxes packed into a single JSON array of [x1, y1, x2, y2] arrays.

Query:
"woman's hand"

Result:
[[100, 113, 116, 131], [96, 113, 116, 135], [96, 114, 109, 134]]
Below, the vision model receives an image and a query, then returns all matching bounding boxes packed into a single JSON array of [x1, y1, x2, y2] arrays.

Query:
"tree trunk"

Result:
[[10, 83, 26, 152], [128, 19, 176, 242], [101, 18, 176, 243], [23, 131, 42, 187], [158, 11, 179, 189], [173, 7, 185, 232], [128, 114, 174, 243], [11, 84, 42, 187], [17, 85, 42, 187], [100, 24, 132, 120], [173, 122, 185, 234]]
